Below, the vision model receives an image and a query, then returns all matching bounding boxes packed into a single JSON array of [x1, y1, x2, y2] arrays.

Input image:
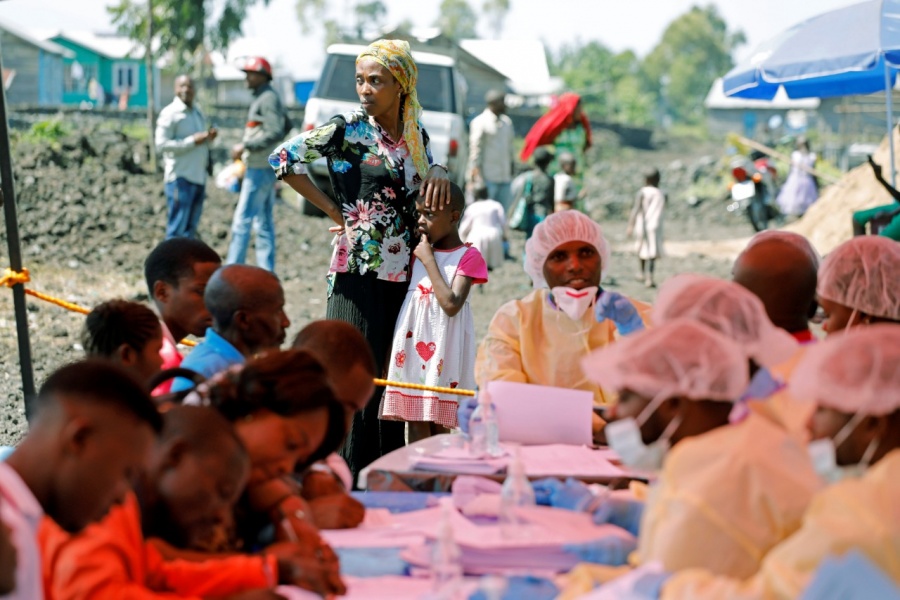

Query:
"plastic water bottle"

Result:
[[469, 392, 501, 457], [431, 497, 463, 598], [500, 446, 536, 539]]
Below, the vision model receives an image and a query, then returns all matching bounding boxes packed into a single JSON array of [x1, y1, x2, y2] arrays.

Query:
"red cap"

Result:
[[240, 56, 273, 79]]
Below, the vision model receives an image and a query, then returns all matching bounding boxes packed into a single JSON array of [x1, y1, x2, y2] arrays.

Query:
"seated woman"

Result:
[[464, 211, 650, 435], [184, 349, 347, 558], [816, 235, 900, 335]]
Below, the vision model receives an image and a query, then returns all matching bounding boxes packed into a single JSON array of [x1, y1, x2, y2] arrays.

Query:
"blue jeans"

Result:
[[226, 167, 276, 272], [485, 180, 512, 212], [164, 177, 206, 239]]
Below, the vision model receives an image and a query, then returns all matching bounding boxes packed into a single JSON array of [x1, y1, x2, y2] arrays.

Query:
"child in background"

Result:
[[144, 238, 222, 394], [82, 299, 165, 386], [459, 185, 506, 270], [553, 151, 581, 212], [382, 183, 488, 442], [627, 167, 666, 288]]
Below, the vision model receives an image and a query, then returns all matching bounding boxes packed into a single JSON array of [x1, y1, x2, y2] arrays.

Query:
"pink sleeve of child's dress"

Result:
[[457, 246, 489, 284]]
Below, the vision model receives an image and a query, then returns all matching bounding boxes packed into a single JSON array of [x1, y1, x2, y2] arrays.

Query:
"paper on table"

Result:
[[408, 452, 508, 475], [278, 577, 481, 600], [576, 561, 668, 600], [320, 508, 437, 549], [487, 381, 593, 446], [401, 506, 635, 574], [517, 445, 625, 478]]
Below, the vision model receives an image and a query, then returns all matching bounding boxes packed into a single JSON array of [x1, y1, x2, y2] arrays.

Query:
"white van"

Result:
[[299, 43, 469, 214]]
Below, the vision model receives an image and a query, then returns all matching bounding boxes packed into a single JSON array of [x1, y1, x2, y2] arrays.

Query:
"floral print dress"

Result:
[[271, 109, 433, 284]]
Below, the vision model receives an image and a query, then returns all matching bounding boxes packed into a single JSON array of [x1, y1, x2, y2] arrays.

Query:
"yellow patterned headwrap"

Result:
[[357, 39, 430, 179]]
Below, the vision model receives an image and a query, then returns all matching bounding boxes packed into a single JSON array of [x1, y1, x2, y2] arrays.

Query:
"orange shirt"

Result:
[[39, 492, 277, 600]]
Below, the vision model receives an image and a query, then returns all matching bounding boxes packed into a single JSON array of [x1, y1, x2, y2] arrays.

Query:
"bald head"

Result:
[[205, 265, 280, 328], [205, 265, 289, 354], [732, 233, 818, 334]]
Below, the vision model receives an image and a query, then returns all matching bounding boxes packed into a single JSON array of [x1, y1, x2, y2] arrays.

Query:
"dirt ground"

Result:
[[0, 126, 752, 445]]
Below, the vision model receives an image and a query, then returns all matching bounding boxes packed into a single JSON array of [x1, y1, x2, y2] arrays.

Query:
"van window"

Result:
[[314, 54, 455, 113]]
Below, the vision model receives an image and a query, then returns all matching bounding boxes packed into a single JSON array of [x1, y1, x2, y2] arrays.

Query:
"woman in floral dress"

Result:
[[271, 39, 450, 478]]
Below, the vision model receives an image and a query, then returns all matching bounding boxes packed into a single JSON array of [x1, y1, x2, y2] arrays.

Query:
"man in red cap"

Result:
[[226, 57, 289, 273]]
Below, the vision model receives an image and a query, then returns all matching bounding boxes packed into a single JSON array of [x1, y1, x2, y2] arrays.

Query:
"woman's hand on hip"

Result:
[[421, 166, 451, 211]]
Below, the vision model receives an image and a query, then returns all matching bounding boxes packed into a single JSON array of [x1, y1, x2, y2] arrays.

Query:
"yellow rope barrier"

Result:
[[3, 268, 477, 396], [373, 378, 476, 397], [1, 267, 197, 347]]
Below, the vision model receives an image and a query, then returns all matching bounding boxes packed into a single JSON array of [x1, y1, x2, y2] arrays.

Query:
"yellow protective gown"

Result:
[[748, 344, 816, 445], [474, 289, 650, 406], [661, 448, 900, 600], [637, 409, 823, 579]]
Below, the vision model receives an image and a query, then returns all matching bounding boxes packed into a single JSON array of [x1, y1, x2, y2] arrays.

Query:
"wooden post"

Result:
[[146, 0, 158, 172], [0, 38, 37, 418]]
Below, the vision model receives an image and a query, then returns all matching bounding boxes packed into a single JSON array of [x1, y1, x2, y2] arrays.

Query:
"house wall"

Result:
[[459, 61, 507, 119], [51, 37, 154, 108], [37, 50, 64, 105], [0, 29, 41, 105]]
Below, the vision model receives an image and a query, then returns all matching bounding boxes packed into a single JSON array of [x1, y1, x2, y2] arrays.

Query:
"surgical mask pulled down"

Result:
[[807, 411, 880, 483], [551, 286, 599, 322], [605, 391, 683, 471]]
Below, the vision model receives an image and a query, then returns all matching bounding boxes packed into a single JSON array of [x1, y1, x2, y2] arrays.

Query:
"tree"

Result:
[[295, 0, 387, 45], [551, 41, 655, 127], [434, 0, 478, 41], [481, 0, 510, 38], [641, 4, 745, 123], [108, 0, 272, 70]]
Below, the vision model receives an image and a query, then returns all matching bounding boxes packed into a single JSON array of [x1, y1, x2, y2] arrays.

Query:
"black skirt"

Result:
[[327, 271, 408, 483]]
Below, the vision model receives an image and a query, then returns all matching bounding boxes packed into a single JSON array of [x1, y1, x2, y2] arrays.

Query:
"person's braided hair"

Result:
[[203, 349, 347, 468], [82, 299, 162, 358]]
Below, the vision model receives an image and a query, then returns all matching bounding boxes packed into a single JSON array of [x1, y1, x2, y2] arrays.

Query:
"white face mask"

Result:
[[807, 412, 880, 483], [605, 392, 683, 472], [551, 286, 598, 322]]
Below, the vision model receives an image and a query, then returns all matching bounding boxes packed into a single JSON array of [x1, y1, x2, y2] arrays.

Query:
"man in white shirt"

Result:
[[155, 75, 217, 239], [0, 360, 161, 599], [468, 89, 516, 211]]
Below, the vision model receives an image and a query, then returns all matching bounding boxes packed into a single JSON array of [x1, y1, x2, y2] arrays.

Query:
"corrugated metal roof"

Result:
[[0, 16, 73, 57]]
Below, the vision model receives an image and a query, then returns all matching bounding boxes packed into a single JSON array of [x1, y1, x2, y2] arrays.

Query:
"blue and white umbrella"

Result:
[[723, 0, 900, 182]]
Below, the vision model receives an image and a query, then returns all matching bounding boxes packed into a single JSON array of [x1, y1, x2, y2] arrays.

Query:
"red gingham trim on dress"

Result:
[[381, 389, 459, 428]]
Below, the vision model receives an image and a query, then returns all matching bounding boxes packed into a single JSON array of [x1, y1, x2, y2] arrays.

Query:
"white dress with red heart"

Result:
[[380, 244, 486, 428]]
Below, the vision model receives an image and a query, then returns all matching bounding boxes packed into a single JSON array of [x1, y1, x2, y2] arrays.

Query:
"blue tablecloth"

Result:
[[351, 491, 449, 513]]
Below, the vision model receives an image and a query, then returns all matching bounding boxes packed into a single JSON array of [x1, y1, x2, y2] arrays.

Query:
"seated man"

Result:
[[171, 264, 290, 391], [1, 361, 162, 599], [467, 211, 649, 436], [82, 299, 165, 386], [144, 238, 222, 393], [816, 235, 900, 335], [560, 319, 820, 582], [731, 230, 819, 344], [659, 324, 900, 600], [40, 405, 336, 599]]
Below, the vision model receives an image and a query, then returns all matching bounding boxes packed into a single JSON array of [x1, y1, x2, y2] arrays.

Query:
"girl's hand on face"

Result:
[[413, 234, 434, 264], [421, 167, 451, 211]]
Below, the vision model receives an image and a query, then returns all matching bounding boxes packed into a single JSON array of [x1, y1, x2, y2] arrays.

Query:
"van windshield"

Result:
[[315, 54, 455, 113]]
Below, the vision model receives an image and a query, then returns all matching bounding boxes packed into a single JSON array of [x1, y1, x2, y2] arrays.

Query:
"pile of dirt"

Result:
[[788, 129, 899, 254]]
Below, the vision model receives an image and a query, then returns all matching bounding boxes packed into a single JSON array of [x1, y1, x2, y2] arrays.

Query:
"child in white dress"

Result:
[[459, 185, 506, 270], [381, 183, 488, 442], [627, 168, 666, 288]]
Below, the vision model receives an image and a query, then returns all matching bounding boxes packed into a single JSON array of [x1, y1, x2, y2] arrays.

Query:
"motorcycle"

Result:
[[727, 152, 780, 232]]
